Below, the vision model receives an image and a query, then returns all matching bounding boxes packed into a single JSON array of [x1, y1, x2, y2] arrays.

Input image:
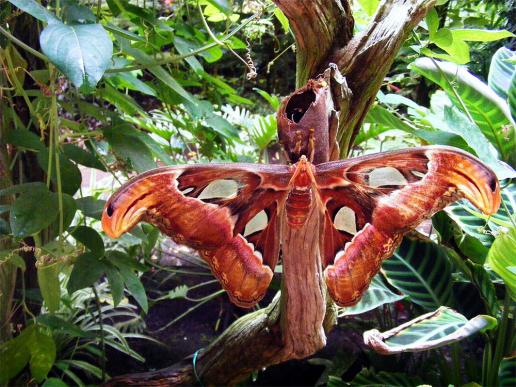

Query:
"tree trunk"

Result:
[[106, 0, 435, 385]]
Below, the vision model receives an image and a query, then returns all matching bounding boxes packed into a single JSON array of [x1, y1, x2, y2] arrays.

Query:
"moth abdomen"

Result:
[[285, 188, 312, 228]]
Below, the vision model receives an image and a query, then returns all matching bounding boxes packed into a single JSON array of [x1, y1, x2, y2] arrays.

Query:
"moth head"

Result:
[[102, 180, 155, 238]]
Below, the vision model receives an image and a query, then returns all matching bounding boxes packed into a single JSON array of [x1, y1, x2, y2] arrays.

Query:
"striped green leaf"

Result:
[[330, 369, 423, 387], [499, 357, 516, 387], [338, 275, 405, 317], [364, 307, 497, 354], [382, 239, 454, 311], [410, 58, 515, 163]]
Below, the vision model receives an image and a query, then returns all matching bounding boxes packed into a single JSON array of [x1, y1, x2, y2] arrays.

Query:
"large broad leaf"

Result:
[[0, 325, 56, 384], [424, 93, 513, 179], [489, 47, 515, 100], [37, 150, 82, 195], [382, 239, 454, 311], [71, 226, 105, 258], [10, 187, 59, 237], [103, 124, 156, 173], [40, 21, 113, 91], [67, 252, 107, 293], [364, 307, 497, 354], [486, 227, 516, 300], [338, 275, 405, 316], [7, 0, 59, 23], [37, 261, 62, 313], [510, 70, 516, 123], [410, 58, 515, 163]]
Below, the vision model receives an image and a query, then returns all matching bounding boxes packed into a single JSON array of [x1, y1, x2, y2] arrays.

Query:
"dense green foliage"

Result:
[[0, 0, 514, 385]]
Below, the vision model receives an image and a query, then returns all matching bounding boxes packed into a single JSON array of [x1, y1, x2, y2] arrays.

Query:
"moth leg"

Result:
[[324, 224, 401, 307], [202, 235, 273, 308]]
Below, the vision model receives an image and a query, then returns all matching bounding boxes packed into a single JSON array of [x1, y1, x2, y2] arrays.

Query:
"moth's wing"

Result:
[[315, 146, 501, 307], [102, 163, 291, 308]]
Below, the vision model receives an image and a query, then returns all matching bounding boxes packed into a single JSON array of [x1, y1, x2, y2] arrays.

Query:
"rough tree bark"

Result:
[[106, 0, 435, 385]]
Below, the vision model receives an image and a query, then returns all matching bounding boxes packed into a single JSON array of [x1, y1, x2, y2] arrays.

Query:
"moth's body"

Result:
[[286, 156, 315, 228], [102, 146, 500, 308]]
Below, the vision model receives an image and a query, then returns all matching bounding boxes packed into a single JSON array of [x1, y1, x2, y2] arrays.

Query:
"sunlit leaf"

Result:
[[486, 227, 516, 300], [40, 21, 113, 91], [410, 58, 515, 164], [364, 307, 496, 354]]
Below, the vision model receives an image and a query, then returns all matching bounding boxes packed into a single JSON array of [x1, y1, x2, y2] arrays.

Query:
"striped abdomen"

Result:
[[286, 188, 312, 228]]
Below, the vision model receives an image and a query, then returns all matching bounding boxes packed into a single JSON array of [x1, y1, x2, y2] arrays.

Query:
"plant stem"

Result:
[[0, 26, 49, 63], [488, 291, 512, 386], [92, 286, 107, 382]]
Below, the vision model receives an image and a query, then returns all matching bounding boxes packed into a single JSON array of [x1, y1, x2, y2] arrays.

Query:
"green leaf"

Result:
[[62, 3, 96, 24], [0, 324, 56, 383], [410, 58, 515, 163], [486, 227, 516, 300], [50, 193, 77, 234], [254, 88, 280, 110], [105, 265, 125, 306], [0, 327, 31, 384], [42, 378, 69, 387], [37, 261, 62, 313], [347, 369, 423, 387], [510, 70, 516, 123], [204, 114, 239, 138], [5, 129, 45, 151], [499, 357, 516, 387], [37, 150, 82, 195], [103, 23, 145, 41], [364, 307, 497, 354], [173, 37, 203, 73], [40, 22, 113, 91], [425, 8, 439, 38], [205, 0, 231, 14], [488, 47, 515, 100], [10, 187, 59, 237], [273, 8, 289, 34], [382, 239, 454, 311], [166, 284, 189, 300], [357, 0, 380, 16], [424, 94, 513, 179], [120, 39, 196, 105], [76, 196, 106, 220], [338, 275, 405, 316], [62, 144, 106, 171], [445, 201, 494, 249], [451, 29, 514, 42], [103, 124, 156, 173], [118, 265, 148, 313], [30, 327, 56, 382], [67, 252, 106, 293], [71, 226, 105, 258], [249, 115, 277, 150], [101, 83, 144, 116], [7, 0, 59, 23], [37, 314, 90, 338], [0, 182, 46, 197]]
